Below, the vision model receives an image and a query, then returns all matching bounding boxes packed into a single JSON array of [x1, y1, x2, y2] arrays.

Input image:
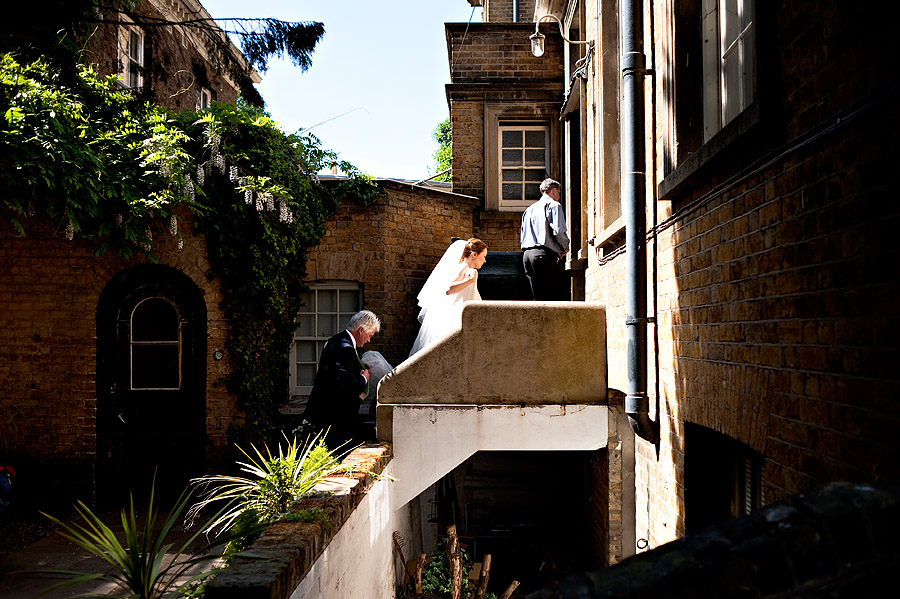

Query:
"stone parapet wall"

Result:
[[205, 443, 399, 599]]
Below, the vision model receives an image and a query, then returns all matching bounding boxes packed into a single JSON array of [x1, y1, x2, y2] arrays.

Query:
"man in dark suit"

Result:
[[302, 310, 381, 451]]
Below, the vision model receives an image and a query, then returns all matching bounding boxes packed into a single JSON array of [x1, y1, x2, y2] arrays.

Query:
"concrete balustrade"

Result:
[[377, 300, 608, 408]]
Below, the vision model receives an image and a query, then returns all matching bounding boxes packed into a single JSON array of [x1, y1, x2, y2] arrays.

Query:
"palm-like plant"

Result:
[[35, 478, 254, 599], [187, 431, 349, 537]]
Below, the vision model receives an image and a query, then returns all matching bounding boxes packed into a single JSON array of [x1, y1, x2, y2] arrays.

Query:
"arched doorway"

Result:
[[96, 265, 207, 504]]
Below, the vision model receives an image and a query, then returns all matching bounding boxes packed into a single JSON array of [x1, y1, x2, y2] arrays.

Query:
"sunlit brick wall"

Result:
[[583, 0, 900, 551]]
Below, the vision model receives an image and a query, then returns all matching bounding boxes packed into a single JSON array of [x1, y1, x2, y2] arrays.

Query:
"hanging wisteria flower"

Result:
[[244, 190, 253, 205], [65, 220, 74, 241], [215, 153, 226, 175], [279, 201, 289, 223], [255, 195, 264, 211], [197, 165, 205, 186], [169, 215, 178, 237], [145, 227, 153, 242], [205, 130, 221, 150], [185, 177, 195, 201], [265, 193, 275, 211], [229, 165, 238, 182], [116, 214, 123, 226], [178, 238, 184, 251]]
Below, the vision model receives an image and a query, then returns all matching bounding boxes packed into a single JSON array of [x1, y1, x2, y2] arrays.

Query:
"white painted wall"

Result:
[[290, 461, 418, 599], [390, 403, 609, 508]]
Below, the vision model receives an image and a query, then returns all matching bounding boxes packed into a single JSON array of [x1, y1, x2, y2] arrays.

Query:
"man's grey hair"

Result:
[[346, 310, 381, 333], [540, 178, 561, 194]]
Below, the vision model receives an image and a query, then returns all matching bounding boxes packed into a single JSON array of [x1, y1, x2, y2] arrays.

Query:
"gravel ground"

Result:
[[0, 510, 62, 558]]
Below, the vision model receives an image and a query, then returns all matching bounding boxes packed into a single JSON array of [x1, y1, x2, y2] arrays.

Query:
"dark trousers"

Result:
[[523, 247, 563, 300]]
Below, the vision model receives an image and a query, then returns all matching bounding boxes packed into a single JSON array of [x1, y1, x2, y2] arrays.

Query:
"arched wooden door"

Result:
[[96, 265, 206, 504]]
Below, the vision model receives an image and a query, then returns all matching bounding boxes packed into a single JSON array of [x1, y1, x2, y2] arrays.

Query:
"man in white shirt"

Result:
[[520, 178, 570, 300]]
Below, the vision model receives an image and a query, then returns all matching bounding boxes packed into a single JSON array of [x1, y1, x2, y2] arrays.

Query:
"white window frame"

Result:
[[702, 0, 755, 141], [290, 281, 363, 397], [197, 88, 211, 110], [130, 297, 181, 391], [497, 123, 550, 211], [119, 17, 145, 90]]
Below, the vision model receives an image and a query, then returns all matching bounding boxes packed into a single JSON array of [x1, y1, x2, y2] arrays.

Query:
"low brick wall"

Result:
[[526, 481, 900, 598], [206, 442, 405, 599]]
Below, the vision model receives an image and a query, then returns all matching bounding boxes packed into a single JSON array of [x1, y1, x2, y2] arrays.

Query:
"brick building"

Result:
[[447, 0, 900, 575], [0, 1, 525, 506]]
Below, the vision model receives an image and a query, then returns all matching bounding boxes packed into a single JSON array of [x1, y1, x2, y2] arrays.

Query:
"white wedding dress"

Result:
[[408, 240, 482, 357]]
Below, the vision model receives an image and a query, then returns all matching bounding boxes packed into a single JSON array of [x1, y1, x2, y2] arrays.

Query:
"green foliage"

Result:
[[35, 478, 260, 599], [421, 538, 472, 597], [280, 506, 331, 530], [238, 19, 325, 73], [431, 117, 452, 182], [0, 54, 189, 254], [187, 433, 349, 538]]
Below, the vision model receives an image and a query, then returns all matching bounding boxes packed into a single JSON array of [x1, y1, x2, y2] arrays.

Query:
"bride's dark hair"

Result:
[[460, 238, 487, 261]]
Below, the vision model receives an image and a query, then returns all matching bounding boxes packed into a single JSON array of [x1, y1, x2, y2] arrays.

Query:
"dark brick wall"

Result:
[[0, 208, 235, 473], [84, 0, 242, 112]]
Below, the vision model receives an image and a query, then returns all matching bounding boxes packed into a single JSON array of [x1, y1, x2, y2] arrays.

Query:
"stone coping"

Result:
[[205, 442, 392, 599]]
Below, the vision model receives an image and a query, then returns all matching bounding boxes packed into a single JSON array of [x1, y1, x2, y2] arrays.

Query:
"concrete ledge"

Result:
[[205, 443, 392, 599], [378, 301, 607, 406]]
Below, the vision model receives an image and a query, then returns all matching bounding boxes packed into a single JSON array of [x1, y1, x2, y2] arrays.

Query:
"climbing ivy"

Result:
[[1, 53, 382, 445]]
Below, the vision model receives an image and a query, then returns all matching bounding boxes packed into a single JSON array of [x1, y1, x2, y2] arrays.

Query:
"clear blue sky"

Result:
[[201, 1, 484, 180]]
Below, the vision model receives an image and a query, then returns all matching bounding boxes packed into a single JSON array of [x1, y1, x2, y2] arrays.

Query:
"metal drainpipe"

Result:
[[622, 0, 658, 443], [513, 0, 519, 23]]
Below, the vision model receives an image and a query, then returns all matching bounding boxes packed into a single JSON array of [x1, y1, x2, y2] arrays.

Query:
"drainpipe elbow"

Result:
[[625, 392, 658, 443]]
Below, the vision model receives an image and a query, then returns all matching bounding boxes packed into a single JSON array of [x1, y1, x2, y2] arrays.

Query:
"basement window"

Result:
[[684, 423, 763, 533]]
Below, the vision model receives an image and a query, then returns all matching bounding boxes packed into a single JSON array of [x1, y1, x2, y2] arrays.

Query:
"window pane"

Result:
[[296, 313, 315, 337], [128, 31, 141, 61], [502, 170, 524, 182], [723, 50, 741, 124], [298, 290, 313, 312], [296, 363, 316, 387], [524, 149, 545, 167], [524, 130, 546, 148], [132, 298, 178, 341], [132, 345, 179, 389], [721, 0, 740, 49], [502, 183, 522, 200], [295, 341, 316, 363], [502, 149, 522, 166], [338, 290, 359, 313], [525, 169, 545, 181], [525, 183, 542, 200], [744, 28, 755, 105], [318, 314, 337, 336], [318, 290, 336, 312], [501, 130, 522, 148]]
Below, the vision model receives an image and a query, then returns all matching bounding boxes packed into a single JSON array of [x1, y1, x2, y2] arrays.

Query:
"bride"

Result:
[[409, 238, 488, 357]]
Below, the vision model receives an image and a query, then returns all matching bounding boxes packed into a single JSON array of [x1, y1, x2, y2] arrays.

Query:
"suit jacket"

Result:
[[303, 331, 368, 430]]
